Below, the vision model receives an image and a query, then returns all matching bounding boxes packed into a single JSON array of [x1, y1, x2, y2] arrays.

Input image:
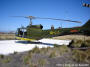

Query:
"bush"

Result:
[[32, 46, 40, 53], [70, 39, 90, 48], [0, 55, 4, 59], [72, 50, 88, 62], [71, 40, 83, 48], [85, 40, 90, 47], [54, 44, 60, 48], [13, 51, 18, 54]]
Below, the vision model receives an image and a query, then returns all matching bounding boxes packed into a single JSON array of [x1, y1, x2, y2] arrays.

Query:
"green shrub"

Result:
[[13, 51, 18, 54], [54, 44, 60, 48], [0, 55, 4, 59]]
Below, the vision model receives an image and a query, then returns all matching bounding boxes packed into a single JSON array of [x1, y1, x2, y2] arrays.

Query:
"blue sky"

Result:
[[0, 0, 90, 32]]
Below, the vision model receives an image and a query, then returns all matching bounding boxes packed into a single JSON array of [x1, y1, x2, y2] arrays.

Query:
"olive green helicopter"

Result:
[[13, 16, 82, 41]]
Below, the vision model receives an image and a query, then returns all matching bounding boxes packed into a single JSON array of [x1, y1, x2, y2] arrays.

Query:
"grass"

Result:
[[23, 56, 30, 64], [31, 46, 40, 53], [29, 45, 70, 58], [85, 40, 90, 47], [72, 50, 88, 62], [49, 45, 70, 58], [23, 49, 34, 65], [71, 40, 83, 48], [27, 45, 70, 59], [38, 59, 47, 67], [24, 39, 90, 65], [39, 47, 50, 54], [49, 51, 57, 58], [2, 57, 11, 63], [0, 33, 15, 40], [57, 45, 70, 55], [71, 39, 90, 48], [86, 49, 90, 63], [30, 46, 51, 54], [70, 39, 90, 63], [29, 62, 36, 67]]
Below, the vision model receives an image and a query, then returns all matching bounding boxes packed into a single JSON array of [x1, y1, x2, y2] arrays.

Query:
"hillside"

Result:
[[82, 19, 90, 30]]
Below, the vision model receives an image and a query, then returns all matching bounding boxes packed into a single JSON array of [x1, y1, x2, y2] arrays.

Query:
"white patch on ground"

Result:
[[0, 40, 53, 55], [38, 38, 71, 45], [0, 39, 71, 55]]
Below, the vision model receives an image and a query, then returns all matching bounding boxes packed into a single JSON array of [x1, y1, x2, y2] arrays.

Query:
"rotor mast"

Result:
[[30, 18, 32, 26], [28, 16, 35, 26]]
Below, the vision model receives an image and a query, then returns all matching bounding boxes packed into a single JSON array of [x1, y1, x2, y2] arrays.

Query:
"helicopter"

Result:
[[13, 16, 83, 41]]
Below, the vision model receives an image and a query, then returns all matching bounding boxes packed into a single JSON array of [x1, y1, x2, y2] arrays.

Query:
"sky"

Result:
[[0, 0, 90, 32]]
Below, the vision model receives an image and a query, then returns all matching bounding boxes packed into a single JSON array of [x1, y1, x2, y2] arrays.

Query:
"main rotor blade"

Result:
[[11, 16, 26, 17], [35, 17, 81, 23], [11, 16, 81, 23], [11, 16, 36, 19]]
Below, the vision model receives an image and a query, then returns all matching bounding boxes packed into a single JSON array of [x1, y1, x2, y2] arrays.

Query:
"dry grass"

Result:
[[70, 39, 90, 48], [28, 45, 70, 59], [48, 45, 70, 58], [72, 50, 90, 63], [31, 46, 40, 53], [0, 33, 15, 40], [53, 35, 90, 40], [23, 56, 30, 64], [38, 59, 47, 67], [2, 57, 11, 63]]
